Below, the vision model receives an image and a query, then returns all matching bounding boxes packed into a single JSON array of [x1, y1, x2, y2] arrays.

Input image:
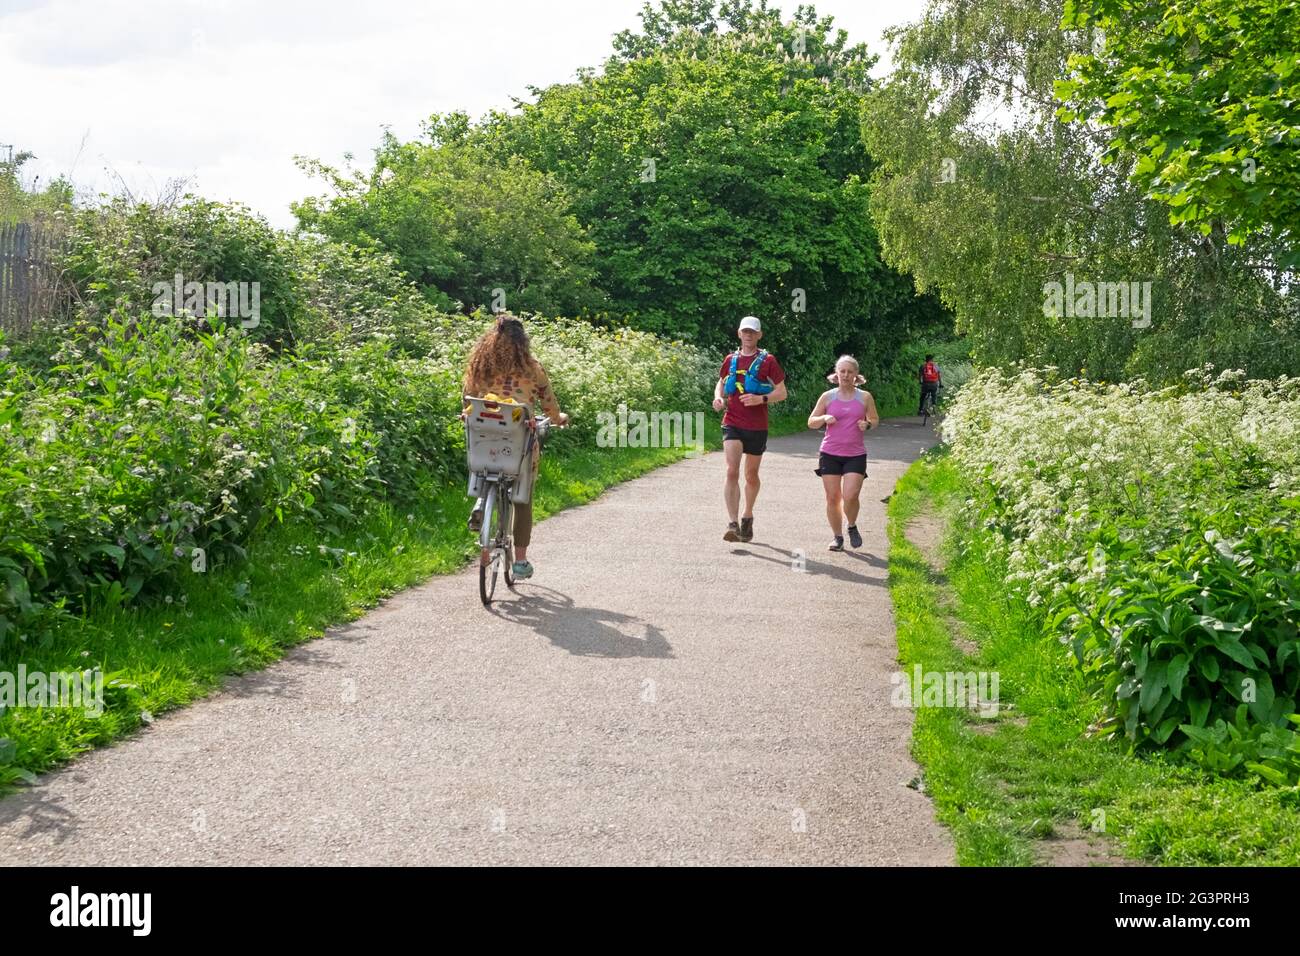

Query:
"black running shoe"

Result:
[[847, 525, 862, 549], [738, 516, 754, 542]]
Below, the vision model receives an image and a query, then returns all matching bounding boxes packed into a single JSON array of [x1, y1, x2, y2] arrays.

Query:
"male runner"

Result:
[[712, 316, 787, 542]]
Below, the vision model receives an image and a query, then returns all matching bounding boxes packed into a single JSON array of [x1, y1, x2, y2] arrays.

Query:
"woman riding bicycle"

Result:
[[462, 313, 568, 580]]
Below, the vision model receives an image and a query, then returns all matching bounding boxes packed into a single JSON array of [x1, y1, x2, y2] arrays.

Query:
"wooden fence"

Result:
[[0, 220, 68, 338]]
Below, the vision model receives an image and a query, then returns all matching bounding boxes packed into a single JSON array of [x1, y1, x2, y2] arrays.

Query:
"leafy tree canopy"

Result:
[[1056, 0, 1300, 265]]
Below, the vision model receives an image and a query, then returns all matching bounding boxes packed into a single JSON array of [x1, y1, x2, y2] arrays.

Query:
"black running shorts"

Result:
[[722, 425, 768, 456], [815, 452, 867, 476]]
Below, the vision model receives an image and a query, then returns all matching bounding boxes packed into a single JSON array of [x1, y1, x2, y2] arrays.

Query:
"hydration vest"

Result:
[[725, 349, 775, 396], [922, 361, 940, 383]]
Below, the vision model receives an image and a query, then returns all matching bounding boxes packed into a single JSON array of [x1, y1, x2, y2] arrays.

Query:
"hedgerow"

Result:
[[944, 366, 1300, 784]]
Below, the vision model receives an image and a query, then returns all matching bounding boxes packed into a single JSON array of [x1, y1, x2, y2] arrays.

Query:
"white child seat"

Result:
[[463, 395, 537, 503]]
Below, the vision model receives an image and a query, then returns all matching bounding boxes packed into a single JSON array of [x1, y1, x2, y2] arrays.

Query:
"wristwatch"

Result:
[[762, 395, 768, 404]]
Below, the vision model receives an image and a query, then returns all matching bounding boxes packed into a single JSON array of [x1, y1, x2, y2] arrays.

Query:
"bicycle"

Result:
[[463, 395, 551, 606], [921, 385, 941, 427]]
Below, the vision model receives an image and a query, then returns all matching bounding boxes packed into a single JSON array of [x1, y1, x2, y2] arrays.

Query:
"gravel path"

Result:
[[1, 420, 952, 865]]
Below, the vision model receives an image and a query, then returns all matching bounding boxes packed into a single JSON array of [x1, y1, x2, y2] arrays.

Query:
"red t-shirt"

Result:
[[718, 351, 785, 431]]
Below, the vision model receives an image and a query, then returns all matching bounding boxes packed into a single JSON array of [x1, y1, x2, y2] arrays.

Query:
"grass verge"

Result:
[[886, 450, 1300, 866]]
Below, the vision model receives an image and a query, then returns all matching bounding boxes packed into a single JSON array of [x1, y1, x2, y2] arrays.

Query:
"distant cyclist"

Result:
[[918, 354, 942, 416]]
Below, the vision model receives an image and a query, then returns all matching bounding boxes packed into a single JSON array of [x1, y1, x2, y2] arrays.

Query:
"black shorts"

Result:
[[722, 425, 768, 456], [815, 452, 867, 476]]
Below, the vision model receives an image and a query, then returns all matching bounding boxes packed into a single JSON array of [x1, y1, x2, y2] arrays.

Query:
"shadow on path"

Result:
[[0, 789, 78, 845], [488, 585, 674, 659], [730, 541, 887, 587]]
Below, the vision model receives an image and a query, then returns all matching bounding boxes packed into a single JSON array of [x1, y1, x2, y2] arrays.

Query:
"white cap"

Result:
[[738, 315, 762, 332]]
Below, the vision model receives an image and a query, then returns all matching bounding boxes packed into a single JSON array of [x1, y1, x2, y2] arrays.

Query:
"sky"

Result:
[[1, 0, 931, 228]]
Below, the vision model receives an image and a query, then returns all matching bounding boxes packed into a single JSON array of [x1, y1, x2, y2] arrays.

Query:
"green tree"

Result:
[[862, 0, 1298, 381], [1056, 0, 1300, 265], [480, 0, 945, 389], [292, 122, 605, 318]]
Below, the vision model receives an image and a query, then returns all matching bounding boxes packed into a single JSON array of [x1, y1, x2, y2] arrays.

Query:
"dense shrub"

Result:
[[61, 198, 303, 347], [1053, 502, 1300, 747], [944, 367, 1300, 783], [289, 235, 458, 355]]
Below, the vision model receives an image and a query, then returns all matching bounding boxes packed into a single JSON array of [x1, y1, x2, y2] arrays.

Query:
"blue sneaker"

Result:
[[511, 560, 534, 580]]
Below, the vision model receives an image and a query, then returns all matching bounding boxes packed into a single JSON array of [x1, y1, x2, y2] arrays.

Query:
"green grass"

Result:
[[886, 451, 1300, 866], [2, 412, 782, 790]]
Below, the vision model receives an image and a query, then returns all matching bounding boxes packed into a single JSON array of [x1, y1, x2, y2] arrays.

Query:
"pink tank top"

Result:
[[820, 389, 867, 457]]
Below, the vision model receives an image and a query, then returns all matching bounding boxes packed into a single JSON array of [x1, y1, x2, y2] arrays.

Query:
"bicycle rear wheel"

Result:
[[479, 484, 500, 605], [501, 490, 517, 590]]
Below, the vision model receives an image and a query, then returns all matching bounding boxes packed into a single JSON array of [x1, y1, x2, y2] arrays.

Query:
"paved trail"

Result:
[[2, 421, 950, 865]]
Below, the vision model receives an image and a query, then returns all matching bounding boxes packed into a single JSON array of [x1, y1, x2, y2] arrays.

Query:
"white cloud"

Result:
[[2, 0, 928, 228]]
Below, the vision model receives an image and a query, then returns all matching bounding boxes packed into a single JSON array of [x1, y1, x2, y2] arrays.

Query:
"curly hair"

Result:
[[462, 313, 542, 394]]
